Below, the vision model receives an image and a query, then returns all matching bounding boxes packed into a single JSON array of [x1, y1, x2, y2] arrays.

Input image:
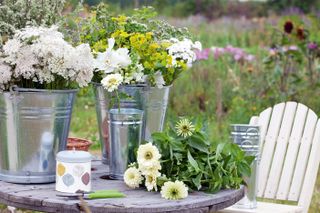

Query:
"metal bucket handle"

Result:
[[246, 127, 259, 135], [9, 85, 19, 96]]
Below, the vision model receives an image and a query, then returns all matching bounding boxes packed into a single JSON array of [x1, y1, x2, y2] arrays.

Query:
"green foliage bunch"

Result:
[[152, 118, 254, 193], [0, 0, 65, 44]]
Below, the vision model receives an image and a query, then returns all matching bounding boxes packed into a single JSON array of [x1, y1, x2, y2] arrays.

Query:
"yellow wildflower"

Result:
[[111, 15, 127, 25]]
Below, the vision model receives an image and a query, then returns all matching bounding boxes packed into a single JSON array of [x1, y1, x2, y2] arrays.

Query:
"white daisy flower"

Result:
[[175, 118, 195, 138], [145, 174, 158, 192], [124, 167, 143, 189], [139, 160, 162, 176], [101, 73, 123, 92], [137, 143, 161, 170], [161, 180, 188, 200]]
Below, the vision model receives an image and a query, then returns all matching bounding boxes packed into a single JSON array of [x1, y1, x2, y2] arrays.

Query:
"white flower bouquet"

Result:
[[0, 26, 95, 91]]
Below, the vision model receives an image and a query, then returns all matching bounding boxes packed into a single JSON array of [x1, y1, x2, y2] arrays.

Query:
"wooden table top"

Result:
[[0, 161, 244, 213]]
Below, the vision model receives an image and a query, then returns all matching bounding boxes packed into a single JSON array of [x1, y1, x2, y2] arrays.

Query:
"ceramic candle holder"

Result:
[[56, 150, 92, 193]]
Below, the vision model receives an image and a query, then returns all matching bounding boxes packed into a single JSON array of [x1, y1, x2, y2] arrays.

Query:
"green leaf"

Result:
[[192, 173, 203, 190], [238, 162, 252, 177], [188, 151, 200, 172], [152, 132, 168, 142], [216, 143, 225, 156], [194, 117, 203, 131], [244, 155, 255, 165], [170, 139, 185, 152], [187, 135, 209, 153]]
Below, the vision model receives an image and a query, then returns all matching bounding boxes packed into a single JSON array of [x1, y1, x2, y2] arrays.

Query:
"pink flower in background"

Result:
[[199, 45, 255, 63], [288, 45, 298, 51], [307, 42, 318, 50], [234, 54, 243, 61], [195, 48, 210, 60], [225, 45, 244, 56], [269, 48, 277, 56], [211, 47, 225, 59], [245, 54, 255, 62]]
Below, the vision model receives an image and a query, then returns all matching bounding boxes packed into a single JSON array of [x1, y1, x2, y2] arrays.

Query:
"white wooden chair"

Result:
[[220, 102, 320, 213]]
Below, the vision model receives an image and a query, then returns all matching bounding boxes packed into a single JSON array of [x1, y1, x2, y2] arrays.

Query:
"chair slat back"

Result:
[[257, 102, 285, 197], [277, 104, 308, 200], [298, 120, 320, 212], [252, 102, 320, 212], [288, 109, 317, 202], [264, 102, 297, 199]]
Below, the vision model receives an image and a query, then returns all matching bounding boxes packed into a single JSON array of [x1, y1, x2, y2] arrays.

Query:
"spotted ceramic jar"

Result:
[[56, 150, 92, 193]]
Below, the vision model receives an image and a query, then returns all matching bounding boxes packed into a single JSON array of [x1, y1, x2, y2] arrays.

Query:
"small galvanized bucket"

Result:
[[108, 108, 144, 180], [93, 83, 146, 164], [0, 87, 77, 183], [230, 124, 260, 209]]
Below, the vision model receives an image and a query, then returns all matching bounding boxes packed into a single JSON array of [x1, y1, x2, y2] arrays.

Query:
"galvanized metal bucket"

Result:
[[230, 124, 260, 209], [108, 108, 144, 180], [142, 86, 171, 142], [0, 87, 77, 183], [93, 83, 146, 164]]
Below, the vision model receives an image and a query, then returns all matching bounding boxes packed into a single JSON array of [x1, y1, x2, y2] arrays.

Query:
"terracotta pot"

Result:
[[67, 137, 92, 151]]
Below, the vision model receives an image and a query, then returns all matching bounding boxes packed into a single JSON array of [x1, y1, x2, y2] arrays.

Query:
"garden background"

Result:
[[2, 0, 319, 211]]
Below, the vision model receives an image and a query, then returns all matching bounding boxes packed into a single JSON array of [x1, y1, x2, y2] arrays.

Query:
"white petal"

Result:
[[107, 38, 115, 50]]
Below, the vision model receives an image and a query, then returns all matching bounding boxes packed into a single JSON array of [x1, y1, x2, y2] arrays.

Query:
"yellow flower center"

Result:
[[108, 78, 118, 86], [145, 151, 153, 160], [147, 175, 153, 182], [182, 125, 188, 131], [170, 188, 178, 196], [129, 173, 135, 179]]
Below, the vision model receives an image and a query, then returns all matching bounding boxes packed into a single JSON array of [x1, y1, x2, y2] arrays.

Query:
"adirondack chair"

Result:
[[220, 102, 320, 213]]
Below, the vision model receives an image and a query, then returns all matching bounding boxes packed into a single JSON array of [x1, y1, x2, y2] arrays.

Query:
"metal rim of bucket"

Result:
[[91, 82, 173, 89], [109, 108, 144, 122], [11, 86, 79, 94], [91, 82, 147, 88]]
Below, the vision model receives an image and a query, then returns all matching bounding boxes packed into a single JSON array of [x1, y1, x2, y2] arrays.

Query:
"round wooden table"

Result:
[[0, 161, 244, 213]]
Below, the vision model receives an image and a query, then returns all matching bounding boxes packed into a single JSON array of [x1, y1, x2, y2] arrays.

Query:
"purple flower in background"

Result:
[[234, 54, 243, 61], [307, 42, 318, 50], [269, 48, 277, 56], [245, 54, 255, 62], [195, 48, 210, 60], [282, 7, 304, 16], [211, 47, 225, 60], [289, 45, 298, 51], [224, 45, 245, 61]]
